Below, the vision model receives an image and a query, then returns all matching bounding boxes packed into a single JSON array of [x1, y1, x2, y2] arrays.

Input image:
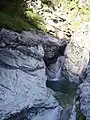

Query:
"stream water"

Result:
[[46, 56, 78, 120]]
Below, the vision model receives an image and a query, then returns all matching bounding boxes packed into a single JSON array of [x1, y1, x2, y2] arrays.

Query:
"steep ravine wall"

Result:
[[45, 22, 90, 120], [0, 26, 90, 120], [0, 28, 67, 120]]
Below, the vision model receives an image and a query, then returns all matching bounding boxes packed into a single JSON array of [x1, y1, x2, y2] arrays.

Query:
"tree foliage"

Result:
[[0, 0, 28, 15], [0, 0, 46, 32]]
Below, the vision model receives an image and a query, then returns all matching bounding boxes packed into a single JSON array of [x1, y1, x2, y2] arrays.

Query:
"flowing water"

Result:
[[46, 56, 77, 120]]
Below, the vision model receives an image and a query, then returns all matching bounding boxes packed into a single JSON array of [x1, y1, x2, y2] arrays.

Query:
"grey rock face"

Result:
[[70, 24, 90, 120], [61, 29, 90, 84], [46, 29, 89, 91], [45, 23, 90, 92], [0, 28, 66, 120], [78, 60, 90, 120], [45, 22, 90, 120], [1, 23, 90, 120]]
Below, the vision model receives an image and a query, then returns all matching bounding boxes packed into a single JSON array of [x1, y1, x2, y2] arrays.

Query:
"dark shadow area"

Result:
[[46, 80, 77, 94], [0, 0, 46, 32], [43, 41, 67, 66]]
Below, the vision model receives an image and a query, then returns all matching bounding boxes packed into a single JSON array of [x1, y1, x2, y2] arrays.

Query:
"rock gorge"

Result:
[[0, 0, 90, 120], [0, 23, 90, 120], [0, 28, 66, 120]]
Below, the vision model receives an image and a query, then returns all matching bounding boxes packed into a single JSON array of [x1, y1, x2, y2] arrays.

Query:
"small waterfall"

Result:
[[56, 67, 62, 80], [55, 56, 65, 81], [46, 55, 77, 120]]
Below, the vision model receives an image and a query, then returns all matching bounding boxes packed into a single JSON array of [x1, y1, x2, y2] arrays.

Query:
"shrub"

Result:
[[0, 12, 46, 32]]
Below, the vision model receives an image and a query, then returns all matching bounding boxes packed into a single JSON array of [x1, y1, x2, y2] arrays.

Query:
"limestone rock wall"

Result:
[[0, 28, 67, 120]]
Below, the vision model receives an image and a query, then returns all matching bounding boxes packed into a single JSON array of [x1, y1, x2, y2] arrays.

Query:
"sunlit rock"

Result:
[[0, 28, 65, 120]]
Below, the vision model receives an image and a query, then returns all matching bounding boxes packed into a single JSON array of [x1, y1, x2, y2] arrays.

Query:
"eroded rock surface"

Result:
[[0, 21, 90, 120], [0, 28, 67, 120], [46, 22, 90, 120], [78, 58, 90, 120], [61, 24, 90, 85]]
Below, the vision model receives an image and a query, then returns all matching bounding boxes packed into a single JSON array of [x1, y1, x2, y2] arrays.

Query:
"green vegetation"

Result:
[[25, 9, 46, 31], [41, 0, 90, 20], [0, 12, 30, 32], [0, 0, 90, 31], [0, 0, 46, 32], [71, 21, 81, 30], [79, 6, 90, 21], [0, 11, 46, 32], [41, 0, 90, 30], [0, 0, 27, 16]]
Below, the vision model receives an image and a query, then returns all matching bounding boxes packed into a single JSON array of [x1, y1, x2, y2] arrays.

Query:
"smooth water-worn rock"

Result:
[[0, 28, 67, 120]]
